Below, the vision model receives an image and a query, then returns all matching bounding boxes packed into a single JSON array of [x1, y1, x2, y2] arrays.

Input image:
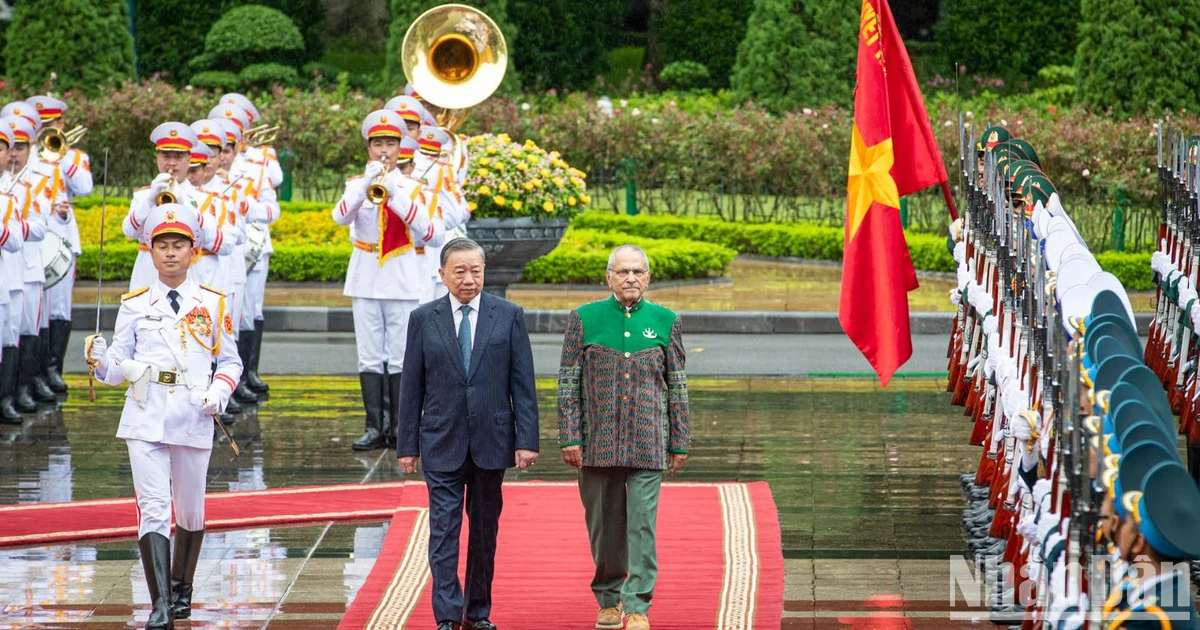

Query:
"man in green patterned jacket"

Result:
[[558, 244, 690, 630]]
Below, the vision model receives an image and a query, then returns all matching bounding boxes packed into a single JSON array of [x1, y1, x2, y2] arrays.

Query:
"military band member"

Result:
[[211, 117, 249, 348], [122, 122, 223, 291], [414, 126, 470, 302], [85, 203, 241, 628], [333, 110, 444, 451], [217, 94, 280, 399], [0, 125, 28, 424], [1, 113, 55, 410], [27, 95, 90, 395]]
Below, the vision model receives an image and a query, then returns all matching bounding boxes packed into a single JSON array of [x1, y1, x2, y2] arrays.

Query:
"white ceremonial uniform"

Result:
[[12, 169, 47, 335], [94, 280, 241, 537], [332, 168, 445, 373], [190, 189, 240, 289], [41, 147, 91, 320], [122, 181, 220, 291], [414, 153, 471, 303], [234, 148, 280, 331], [201, 179, 246, 330], [0, 190, 26, 347]]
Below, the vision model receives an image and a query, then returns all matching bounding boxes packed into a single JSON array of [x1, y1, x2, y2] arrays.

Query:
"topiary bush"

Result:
[[190, 71, 243, 93], [658, 61, 711, 92], [189, 4, 305, 88], [521, 228, 736, 284]]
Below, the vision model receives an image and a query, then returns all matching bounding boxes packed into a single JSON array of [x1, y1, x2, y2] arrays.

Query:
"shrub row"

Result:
[[74, 228, 736, 285], [521, 229, 736, 285], [570, 211, 1158, 290]]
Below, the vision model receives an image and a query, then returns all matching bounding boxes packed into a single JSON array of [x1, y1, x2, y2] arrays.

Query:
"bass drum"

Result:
[[245, 223, 268, 272], [42, 231, 74, 289]]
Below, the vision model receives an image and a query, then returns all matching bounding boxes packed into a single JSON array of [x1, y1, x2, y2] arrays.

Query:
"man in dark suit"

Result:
[[397, 237, 540, 630]]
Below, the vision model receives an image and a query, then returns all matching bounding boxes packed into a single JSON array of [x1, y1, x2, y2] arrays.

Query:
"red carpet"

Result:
[[0, 481, 418, 547], [340, 481, 783, 630]]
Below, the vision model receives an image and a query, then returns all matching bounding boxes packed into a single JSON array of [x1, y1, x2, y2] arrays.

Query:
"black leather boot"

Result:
[[170, 527, 204, 619], [351, 372, 386, 451], [385, 372, 401, 449], [45, 319, 70, 393], [15, 337, 40, 412], [233, 331, 257, 404], [0, 346, 21, 424], [246, 319, 268, 393], [139, 532, 174, 630], [32, 329, 56, 402]]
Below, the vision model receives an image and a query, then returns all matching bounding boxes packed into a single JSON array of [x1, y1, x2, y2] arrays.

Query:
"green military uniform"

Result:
[[558, 296, 690, 616]]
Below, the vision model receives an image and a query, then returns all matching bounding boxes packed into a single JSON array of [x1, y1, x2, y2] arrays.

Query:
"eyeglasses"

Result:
[[609, 268, 647, 278]]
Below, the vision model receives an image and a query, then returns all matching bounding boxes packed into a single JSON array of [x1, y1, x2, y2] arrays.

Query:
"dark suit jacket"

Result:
[[397, 292, 540, 471]]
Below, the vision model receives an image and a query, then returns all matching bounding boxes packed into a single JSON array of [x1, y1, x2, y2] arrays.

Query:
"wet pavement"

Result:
[[0, 375, 997, 628]]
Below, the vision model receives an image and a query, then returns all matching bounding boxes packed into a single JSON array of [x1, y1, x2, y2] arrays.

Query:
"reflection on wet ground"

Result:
[[1, 376, 990, 628]]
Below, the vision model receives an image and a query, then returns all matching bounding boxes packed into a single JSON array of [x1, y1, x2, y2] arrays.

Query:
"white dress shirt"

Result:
[[451, 292, 481, 347]]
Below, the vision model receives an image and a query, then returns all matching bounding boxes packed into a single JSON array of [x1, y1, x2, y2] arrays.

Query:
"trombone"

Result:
[[241, 124, 280, 150], [38, 125, 87, 163]]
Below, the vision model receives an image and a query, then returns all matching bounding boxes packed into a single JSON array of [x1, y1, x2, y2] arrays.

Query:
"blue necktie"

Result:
[[167, 290, 180, 314], [458, 304, 473, 372]]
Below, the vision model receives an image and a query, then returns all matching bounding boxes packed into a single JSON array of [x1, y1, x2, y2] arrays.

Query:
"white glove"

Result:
[[85, 335, 107, 365], [363, 160, 385, 181], [383, 177, 405, 208], [1011, 411, 1033, 441], [190, 384, 225, 416], [150, 172, 174, 196]]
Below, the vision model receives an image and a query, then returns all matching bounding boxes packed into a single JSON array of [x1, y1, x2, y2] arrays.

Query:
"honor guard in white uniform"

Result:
[[212, 96, 279, 400], [384, 95, 430, 140], [84, 203, 241, 629], [0, 112, 56, 410], [27, 95, 91, 396], [0, 125, 28, 424], [211, 117, 249, 344], [414, 126, 472, 302], [122, 123, 224, 292], [333, 110, 445, 451]]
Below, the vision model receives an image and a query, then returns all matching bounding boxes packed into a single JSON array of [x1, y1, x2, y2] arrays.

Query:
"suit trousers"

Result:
[[351, 297, 416, 374], [424, 457, 505, 624], [44, 257, 75, 320], [126, 438, 211, 538], [579, 466, 664, 615]]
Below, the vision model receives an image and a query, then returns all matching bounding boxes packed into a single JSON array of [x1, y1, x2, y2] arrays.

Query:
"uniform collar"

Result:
[[610, 294, 643, 313]]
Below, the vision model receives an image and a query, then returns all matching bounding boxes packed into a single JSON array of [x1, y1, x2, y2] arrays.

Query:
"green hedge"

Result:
[[571, 212, 955, 272], [522, 229, 736, 284], [76, 228, 736, 285], [72, 196, 334, 214], [1094, 251, 1153, 291]]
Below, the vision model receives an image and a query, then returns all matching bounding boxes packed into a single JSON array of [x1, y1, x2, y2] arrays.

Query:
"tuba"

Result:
[[401, 4, 507, 167], [38, 125, 87, 163]]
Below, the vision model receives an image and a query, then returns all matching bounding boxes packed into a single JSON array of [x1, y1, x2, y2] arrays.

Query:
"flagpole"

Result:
[[941, 180, 959, 221]]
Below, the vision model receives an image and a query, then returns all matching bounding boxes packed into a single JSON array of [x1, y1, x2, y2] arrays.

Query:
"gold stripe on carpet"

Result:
[[717, 484, 759, 629], [366, 508, 431, 630]]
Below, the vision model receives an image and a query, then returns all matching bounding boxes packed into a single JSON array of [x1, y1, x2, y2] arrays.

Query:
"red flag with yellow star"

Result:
[[839, 0, 948, 386]]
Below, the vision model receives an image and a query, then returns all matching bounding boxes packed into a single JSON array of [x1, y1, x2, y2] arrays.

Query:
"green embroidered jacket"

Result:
[[557, 296, 690, 470]]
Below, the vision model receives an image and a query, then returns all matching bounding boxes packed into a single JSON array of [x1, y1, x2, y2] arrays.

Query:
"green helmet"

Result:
[[1008, 139, 1040, 166], [975, 125, 1012, 152]]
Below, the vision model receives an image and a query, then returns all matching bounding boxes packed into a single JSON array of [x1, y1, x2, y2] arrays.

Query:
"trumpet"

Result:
[[366, 167, 391, 206], [242, 124, 280, 149], [38, 125, 87, 163], [155, 180, 177, 205]]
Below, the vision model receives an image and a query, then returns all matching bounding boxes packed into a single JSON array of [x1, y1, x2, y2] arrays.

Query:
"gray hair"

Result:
[[607, 244, 650, 271], [440, 237, 486, 268]]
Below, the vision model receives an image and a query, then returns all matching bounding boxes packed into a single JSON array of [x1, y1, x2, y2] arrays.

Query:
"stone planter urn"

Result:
[[467, 217, 569, 297]]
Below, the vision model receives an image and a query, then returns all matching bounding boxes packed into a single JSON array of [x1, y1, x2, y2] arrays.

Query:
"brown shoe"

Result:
[[625, 613, 649, 630], [595, 603, 623, 629]]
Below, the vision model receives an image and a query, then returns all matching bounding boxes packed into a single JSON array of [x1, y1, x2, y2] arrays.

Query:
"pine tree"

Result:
[[648, 0, 752, 89], [383, 0, 520, 95], [4, 0, 135, 92], [730, 0, 858, 111], [1075, 0, 1200, 115]]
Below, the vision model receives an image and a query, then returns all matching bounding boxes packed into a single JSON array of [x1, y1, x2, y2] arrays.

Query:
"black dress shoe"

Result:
[[464, 620, 496, 630], [436, 622, 460, 630]]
